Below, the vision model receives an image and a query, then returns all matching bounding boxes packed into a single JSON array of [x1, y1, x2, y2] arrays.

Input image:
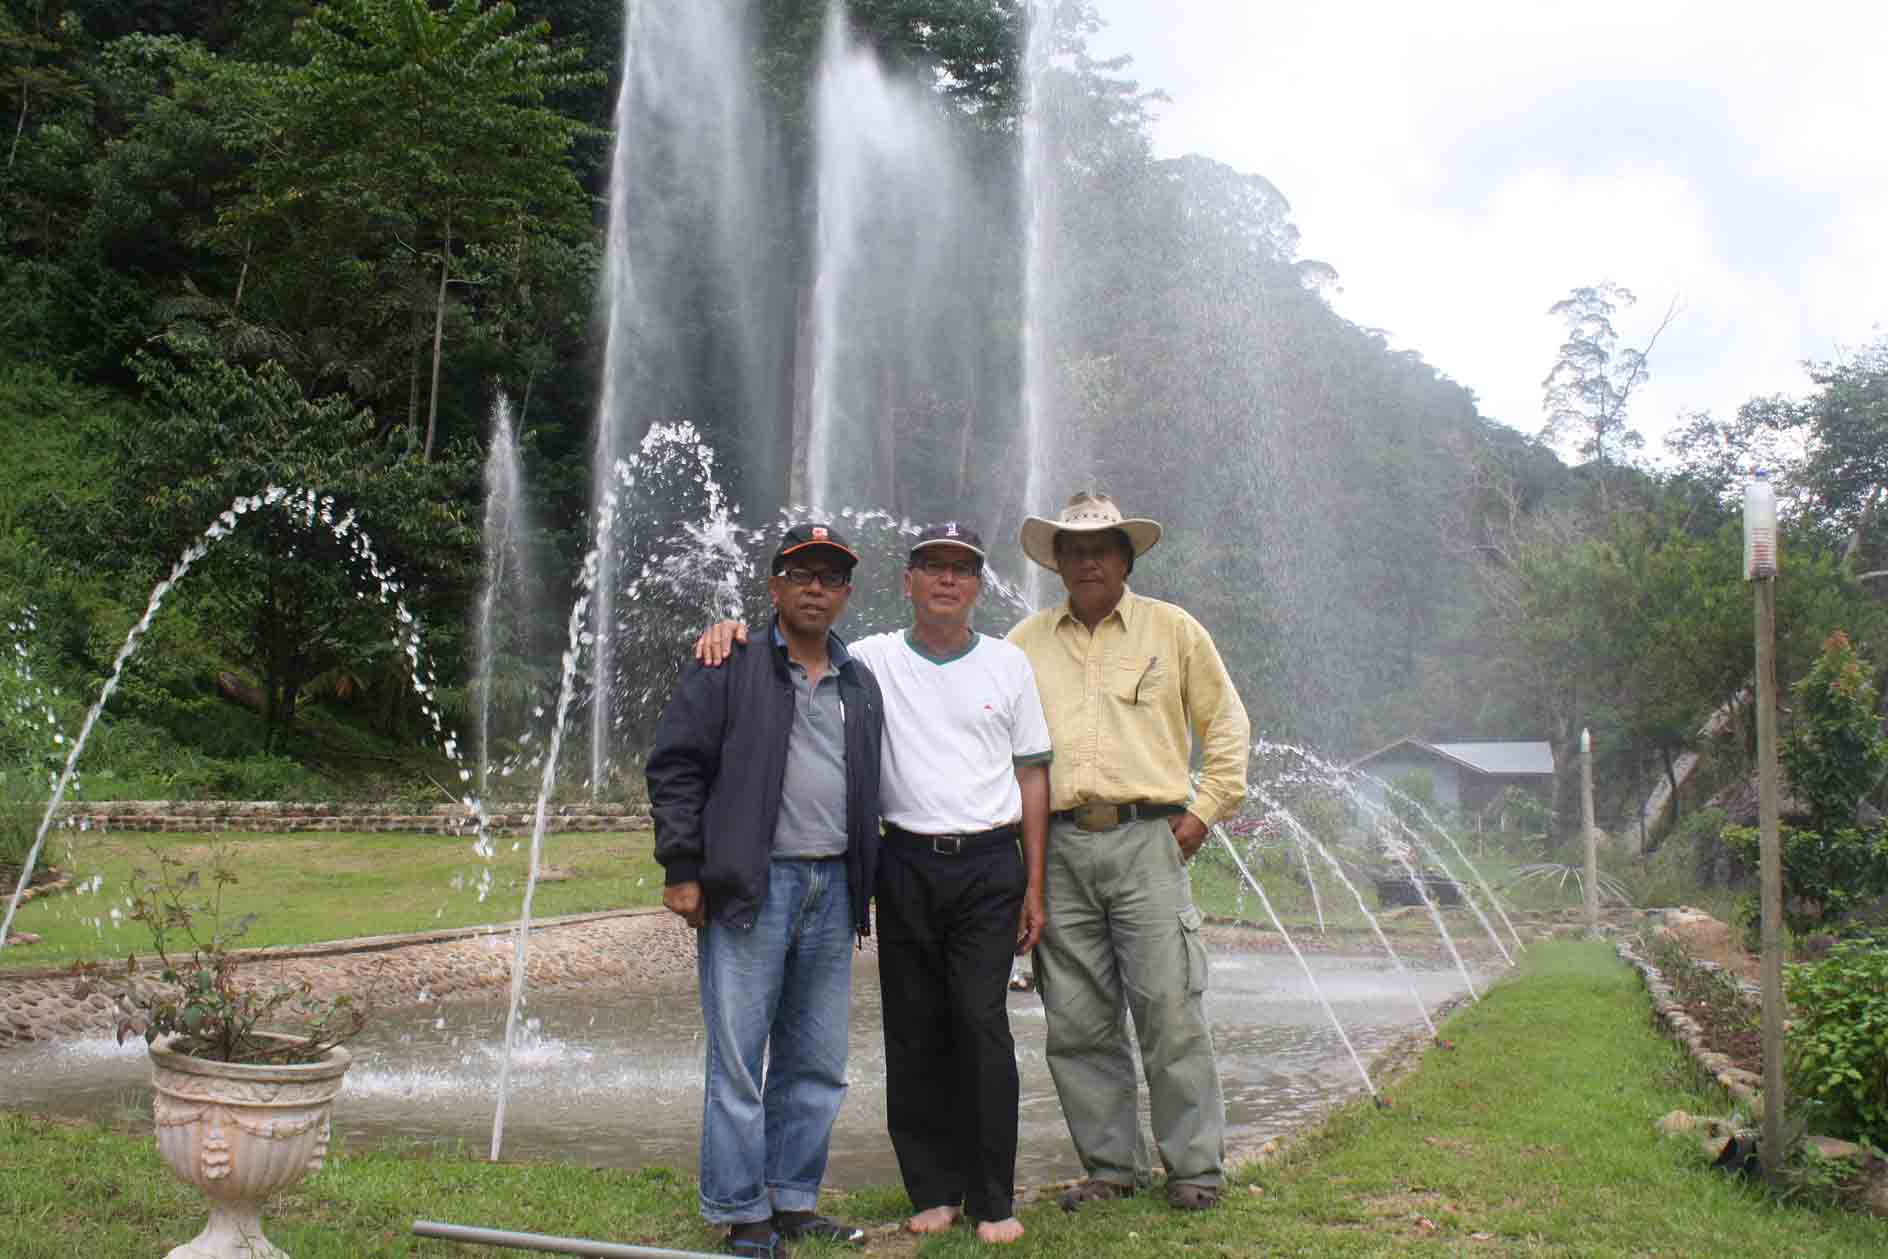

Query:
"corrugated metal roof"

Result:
[[1430, 741, 1555, 776]]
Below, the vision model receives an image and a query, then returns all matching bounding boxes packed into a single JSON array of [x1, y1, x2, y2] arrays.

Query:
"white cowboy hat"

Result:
[[1020, 491, 1163, 571]]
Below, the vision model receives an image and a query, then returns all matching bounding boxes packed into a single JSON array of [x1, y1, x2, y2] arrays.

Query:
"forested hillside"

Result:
[[3, 1, 1885, 842]]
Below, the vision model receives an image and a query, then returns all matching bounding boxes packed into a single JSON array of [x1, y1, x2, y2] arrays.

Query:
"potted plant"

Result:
[[81, 846, 371, 1259]]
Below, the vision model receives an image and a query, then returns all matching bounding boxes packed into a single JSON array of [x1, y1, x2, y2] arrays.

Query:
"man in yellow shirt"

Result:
[[1007, 492, 1251, 1213]]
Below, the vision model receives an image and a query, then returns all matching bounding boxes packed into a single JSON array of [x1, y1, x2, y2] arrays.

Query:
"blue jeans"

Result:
[[697, 858, 854, 1225]]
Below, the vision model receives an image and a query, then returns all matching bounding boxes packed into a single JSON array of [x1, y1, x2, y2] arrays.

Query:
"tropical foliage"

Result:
[[0, 0, 1885, 838]]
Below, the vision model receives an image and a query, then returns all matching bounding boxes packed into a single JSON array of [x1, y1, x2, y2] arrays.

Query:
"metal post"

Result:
[[413, 1220, 728, 1259], [1581, 728, 1598, 935], [1754, 574, 1785, 1175]]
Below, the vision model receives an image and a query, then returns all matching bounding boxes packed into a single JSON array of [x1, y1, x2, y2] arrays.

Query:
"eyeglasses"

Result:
[[910, 557, 982, 579], [776, 567, 852, 590]]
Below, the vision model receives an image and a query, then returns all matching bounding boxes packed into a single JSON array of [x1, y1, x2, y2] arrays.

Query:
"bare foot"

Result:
[[975, 1218, 1024, 1244], [907, 1206, 960, 1234]]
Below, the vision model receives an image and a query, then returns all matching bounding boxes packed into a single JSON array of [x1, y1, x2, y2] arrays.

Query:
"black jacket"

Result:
[[646, 623, 883, 935]]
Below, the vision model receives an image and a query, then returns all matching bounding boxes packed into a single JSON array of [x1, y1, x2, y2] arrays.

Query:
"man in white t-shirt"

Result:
[[694, 522, 1050, 1245]]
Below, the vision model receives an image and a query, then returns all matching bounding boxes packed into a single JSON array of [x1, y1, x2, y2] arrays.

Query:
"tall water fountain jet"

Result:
[[475, 393, 535, 799], [1019, 0, 1062, 607], [589, 0, 786, 794], [804, 0, 987, 515]]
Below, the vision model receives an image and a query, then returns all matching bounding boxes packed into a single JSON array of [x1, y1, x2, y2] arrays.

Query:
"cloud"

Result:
[[1088, 0, 1888, 454]]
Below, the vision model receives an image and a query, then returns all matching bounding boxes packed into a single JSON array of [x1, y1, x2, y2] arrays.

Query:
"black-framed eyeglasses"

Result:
[[910, 557, 982, 579], [777, 567, 852, 590]]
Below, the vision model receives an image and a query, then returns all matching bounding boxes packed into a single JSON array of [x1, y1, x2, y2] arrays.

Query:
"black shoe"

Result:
[[1058, 1179, 1136, 1212], [773, 1212, 865, 1245], [725, 1222, 787, 1258], [1166, 1182, 1220, 1211]]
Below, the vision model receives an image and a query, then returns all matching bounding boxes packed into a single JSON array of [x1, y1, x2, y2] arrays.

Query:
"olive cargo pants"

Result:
[[1035, 815, 1224, 1189]]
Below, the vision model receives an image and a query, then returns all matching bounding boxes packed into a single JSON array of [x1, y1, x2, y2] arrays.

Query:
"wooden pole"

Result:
[[1581, 727, 1598, 935], [1754, 574, 1785, 1175]]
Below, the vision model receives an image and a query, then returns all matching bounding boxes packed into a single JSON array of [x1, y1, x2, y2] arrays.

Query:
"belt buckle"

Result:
[[931, 834, 964, 856], [1072, 803, 1119, 832]]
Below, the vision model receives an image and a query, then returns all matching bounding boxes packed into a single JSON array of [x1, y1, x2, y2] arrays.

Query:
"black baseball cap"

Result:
[[773, 522, 859, 572], [909, 521, 986, 564]]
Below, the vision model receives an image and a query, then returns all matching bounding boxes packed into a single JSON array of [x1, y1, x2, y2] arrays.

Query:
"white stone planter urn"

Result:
[[149, 1034, 351, 1259]]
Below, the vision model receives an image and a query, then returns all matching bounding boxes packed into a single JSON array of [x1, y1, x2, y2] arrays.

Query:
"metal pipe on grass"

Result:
[[413, 1219, 727, 1258]]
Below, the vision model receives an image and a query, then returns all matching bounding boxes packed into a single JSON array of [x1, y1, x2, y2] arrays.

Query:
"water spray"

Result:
[[1211, 823, 1376, 1100], [1244, 786, 1438, 1039]]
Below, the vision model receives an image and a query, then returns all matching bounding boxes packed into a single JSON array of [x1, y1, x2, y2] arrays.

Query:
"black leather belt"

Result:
[[883, 822, 1019, 856], [1051, 802, 1188, 832]]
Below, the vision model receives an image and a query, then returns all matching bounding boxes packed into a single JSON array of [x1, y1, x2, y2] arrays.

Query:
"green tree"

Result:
[[1726, 632, 1888, 934], [219, 0, 599, 459], [111, 341, 479, 750], [1784, 630, 1887, 835], [1741, 338, 1888, 569], [1, 1, 88, 175], [1538, 282, 1675, 506]]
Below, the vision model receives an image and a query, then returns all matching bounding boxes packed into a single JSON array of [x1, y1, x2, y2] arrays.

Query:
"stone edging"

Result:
[[1619, 930, 1888, 1215], [47, 800, 652, 837], [1615, 935, 1764, 1108], [0, 907, 673, 1049], [5, 872, 71, 907], [0, 906, 666, 985]]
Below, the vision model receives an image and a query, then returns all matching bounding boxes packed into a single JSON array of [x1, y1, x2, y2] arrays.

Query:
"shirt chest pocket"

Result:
[[1110, 654, 1166, 705]]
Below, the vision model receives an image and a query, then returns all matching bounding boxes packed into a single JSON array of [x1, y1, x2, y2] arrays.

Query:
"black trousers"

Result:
[[876, 833, 1026, 1222]]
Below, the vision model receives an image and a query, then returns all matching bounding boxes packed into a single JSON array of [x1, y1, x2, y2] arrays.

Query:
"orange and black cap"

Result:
[[773, 522, 860, 573]]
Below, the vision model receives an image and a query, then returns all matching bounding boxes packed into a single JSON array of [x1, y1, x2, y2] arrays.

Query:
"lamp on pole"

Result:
[[1745, 468, 1784, 1176]]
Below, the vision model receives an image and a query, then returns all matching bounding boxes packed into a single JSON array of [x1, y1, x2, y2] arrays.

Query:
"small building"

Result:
[[1348, 738, 1555, 816]]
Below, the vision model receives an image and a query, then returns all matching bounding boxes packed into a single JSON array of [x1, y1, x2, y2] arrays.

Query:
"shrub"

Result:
[[1624, 850, 1692, 913], [1732, 892, 1762, 954], [1388, 768, 1437, 831], [0, 772, 47, 873], [160, 751, 331, 802], [1643, 929, 1759, 1056], [1785, 937, 1888, 1148], [1784, 631, 1887, 834], [1672, 806, 1730, 882], [93, 846, 370, 1064], [1490, 785, 1555, 859], [1724, 824, 1888, 936]]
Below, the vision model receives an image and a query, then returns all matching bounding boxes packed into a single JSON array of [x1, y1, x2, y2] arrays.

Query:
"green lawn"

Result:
[[5, 826, 1565, 975], [2, 829, 665, 971], [4, 939, 1881, 1255]]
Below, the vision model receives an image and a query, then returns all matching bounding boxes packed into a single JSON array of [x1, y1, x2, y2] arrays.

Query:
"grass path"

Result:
[[4, 939, 1882, 1256]]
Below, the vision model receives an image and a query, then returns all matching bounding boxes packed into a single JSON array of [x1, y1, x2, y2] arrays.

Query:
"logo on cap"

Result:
[[945, 522, 959, 537], [811, 526, 828, 541]]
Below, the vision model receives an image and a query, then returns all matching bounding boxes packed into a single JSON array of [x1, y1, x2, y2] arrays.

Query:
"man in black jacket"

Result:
[[647, 522, 883, 1259]]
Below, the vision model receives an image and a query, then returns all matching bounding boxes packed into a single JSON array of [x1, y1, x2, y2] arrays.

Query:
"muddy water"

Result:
[[3, 947, 1494, 1186]]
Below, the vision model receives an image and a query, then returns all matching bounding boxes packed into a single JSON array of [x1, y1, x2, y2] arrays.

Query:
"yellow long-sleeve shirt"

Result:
[[1006, 588, 1250, 826]]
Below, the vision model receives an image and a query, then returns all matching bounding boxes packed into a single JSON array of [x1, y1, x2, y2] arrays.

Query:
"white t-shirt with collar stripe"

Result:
[[848, 630, 1052, 835]]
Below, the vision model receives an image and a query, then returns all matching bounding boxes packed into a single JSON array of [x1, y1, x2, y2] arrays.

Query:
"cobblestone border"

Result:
[[0, 907, 677, 1049], [1615, 933, 1764, 1108], [1618, 926, 1888, 1215], [4, 871, 71, 907], [46, 801, 652, 837]]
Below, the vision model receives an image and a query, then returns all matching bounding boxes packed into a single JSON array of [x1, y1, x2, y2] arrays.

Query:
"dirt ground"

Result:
[[1662, 911, 1760, 983]]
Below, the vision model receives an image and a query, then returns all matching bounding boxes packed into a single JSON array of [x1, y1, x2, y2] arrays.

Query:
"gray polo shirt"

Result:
[[770, 626, 850, 859]]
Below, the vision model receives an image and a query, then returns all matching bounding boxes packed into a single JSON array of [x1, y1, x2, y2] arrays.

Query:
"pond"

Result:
[[3, 944, 1497, 1186]]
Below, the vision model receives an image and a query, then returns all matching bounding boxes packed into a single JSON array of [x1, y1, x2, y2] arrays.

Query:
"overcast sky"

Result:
[[1087, 0, 1887, 459]]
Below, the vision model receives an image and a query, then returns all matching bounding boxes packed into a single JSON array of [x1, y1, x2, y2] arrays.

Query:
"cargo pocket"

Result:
[[1178, 904, 1208, 995]]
